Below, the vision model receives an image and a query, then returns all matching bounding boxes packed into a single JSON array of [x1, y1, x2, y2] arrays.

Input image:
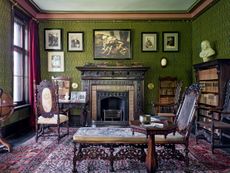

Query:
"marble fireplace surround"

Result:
[[76, 66, 149, 124]]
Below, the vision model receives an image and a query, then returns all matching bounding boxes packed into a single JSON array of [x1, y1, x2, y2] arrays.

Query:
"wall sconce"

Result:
[[160, 57, 168, 68], [72, 82, 78, 89], [147, 83, 154, 90]]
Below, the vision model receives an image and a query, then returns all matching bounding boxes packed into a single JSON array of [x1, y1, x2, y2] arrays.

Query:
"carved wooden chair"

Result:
[[153, 80, 183, 122], [196, 80, 230, 153], [34, 80, 69, 143], [51, 76, 71, 101], [155, 83, 200, 166]]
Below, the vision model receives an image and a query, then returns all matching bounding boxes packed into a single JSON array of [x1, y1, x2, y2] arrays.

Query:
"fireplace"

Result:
[[97, 91, 128, 121], [77, 65, 149, 126]]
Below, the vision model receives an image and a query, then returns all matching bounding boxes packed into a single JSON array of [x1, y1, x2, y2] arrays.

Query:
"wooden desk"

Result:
[[59, 101, 89, 126], [130, 121, 176, 173]]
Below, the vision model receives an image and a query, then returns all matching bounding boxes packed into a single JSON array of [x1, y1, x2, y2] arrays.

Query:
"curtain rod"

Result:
[[9, 0, 38, 22]]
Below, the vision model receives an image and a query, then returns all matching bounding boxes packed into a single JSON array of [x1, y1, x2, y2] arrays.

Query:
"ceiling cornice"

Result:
[[14, 0, 216, 20]]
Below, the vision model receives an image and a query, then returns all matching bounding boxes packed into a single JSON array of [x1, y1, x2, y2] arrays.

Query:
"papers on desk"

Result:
[[59, 99, 70, 103], [143, 122, 164, 128], [150, 117, 161, 122]]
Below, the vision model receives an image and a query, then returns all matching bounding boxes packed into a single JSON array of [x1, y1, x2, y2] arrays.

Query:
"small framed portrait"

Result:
[[67, 32, 84, 52], [48, 51, 64, 72], [93, 29, 132, 60], [44, 28, 63, 51], [70, 91, 86, 103], [163, 32, 179, 52], [141, 32, 158, 52]]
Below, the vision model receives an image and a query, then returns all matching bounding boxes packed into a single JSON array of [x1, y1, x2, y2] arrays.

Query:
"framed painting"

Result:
[[141, 32, 158, 52], [93, 29, 132, 60], [163, 32, 179, 52], [67, 32, 84, 52], [44, 28, 63, 51], [48, 51, 64, 72], [70, 91, 86, 103]]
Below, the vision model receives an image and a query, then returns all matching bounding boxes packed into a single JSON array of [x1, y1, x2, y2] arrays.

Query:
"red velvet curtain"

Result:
[[28, 19, 41, 129]]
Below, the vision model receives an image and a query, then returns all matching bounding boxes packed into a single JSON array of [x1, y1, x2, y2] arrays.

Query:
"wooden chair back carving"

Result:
[[221, 80, 230, 121], [51, 76, 71, 101], [35, 80, 59, 118], [175, 83, 200, 136]]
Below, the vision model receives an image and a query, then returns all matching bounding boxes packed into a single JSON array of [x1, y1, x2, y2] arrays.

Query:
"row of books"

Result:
[[200, 81, 218, 93], [198, 68, 218, 80], [199, 93, 218, 106]]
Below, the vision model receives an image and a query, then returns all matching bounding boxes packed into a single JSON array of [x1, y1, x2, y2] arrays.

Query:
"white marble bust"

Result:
[[199, 40, 215, 62]]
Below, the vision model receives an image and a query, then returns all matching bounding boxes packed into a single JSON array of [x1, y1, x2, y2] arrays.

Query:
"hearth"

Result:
[[76, 65, 149, 126], [97, 91, 128, 122]]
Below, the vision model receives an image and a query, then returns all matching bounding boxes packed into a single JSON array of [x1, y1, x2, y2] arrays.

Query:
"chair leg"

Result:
[[35, 124, 39, 142], [57, 125, 60, 144], [67, 121, 69, 135], [184, 145, 189, 167], [211, 127, 214, 154]]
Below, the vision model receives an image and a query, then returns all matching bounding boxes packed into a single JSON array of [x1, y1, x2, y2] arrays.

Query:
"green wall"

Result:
[[39, 20, 192, 112], [0, 0, 12, 92], [192, 0, 230, 65]]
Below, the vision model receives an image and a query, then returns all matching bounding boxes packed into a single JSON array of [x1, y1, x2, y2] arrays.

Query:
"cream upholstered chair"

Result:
[[155, 83, 200, 166], [34, 80, 69, 143]]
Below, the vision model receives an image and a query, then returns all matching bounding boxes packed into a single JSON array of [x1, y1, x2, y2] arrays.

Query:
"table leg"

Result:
[[145, 135, 156, 173]]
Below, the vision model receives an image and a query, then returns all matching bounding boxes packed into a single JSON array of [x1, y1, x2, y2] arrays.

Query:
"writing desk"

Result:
[[59, 100, 88, 126]]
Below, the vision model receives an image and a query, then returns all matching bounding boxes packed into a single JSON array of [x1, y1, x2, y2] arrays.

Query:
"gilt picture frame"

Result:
[[93, 29, 132, 60], [141, 32, 158, 52], [44, 28, 63, 51], [163, 32, 179, 52], [67, 32, 84, 52]]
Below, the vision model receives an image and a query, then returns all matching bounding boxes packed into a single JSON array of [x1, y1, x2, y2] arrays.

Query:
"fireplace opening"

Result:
[[97, 91, 128, 122]]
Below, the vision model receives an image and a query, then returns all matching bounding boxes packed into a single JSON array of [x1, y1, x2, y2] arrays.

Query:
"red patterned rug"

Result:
[[0, 128, 229, 173]]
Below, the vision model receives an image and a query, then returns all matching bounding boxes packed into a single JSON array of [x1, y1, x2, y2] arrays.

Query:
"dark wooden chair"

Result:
[[196, 80, 230, 153], [51, 76, 71, 101], [153, 80, 183, 122], [155, 83, 200, 166], [34, 80, 69, 143]]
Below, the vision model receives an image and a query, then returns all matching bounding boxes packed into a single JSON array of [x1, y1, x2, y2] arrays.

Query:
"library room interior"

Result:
[[0, 0, 230, 172]]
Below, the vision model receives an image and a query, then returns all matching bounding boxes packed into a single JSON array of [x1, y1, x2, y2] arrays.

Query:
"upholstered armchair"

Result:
[[196, 80, 230, 153], [155, 83, 200, 166]]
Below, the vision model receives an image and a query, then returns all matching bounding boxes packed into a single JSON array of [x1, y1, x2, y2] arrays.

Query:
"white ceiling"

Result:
[[30, 0, 201, 13]]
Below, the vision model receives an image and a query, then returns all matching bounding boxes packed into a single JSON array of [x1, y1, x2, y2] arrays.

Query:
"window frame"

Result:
[[13, 9, 30, 105]]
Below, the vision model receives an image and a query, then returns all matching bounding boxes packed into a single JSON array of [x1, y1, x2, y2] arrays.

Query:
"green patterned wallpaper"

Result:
[[39, 20, 192, 112], [192, 0, 230, 65], [1, 0, 229, 124], [0, 0, 12, 92]]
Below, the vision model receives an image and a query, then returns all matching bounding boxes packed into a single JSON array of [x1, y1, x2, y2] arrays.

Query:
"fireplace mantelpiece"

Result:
[[76, 66, 150, 125]]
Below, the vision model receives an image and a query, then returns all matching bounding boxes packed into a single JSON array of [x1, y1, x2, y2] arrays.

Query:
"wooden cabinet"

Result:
[[194, 59, 230, 143], [158, 76, 177, 112]]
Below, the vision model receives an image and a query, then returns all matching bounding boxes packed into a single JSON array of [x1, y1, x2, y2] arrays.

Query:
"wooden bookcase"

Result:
[[158, 76, 177, 112], [193, 59, 230, 143]]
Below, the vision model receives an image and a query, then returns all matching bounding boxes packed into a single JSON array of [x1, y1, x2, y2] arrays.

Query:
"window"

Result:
[[13, 10, 29, 105]]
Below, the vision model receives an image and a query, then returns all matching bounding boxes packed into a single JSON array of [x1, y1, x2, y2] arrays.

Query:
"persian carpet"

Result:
[[0, 128, 230, 173]]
